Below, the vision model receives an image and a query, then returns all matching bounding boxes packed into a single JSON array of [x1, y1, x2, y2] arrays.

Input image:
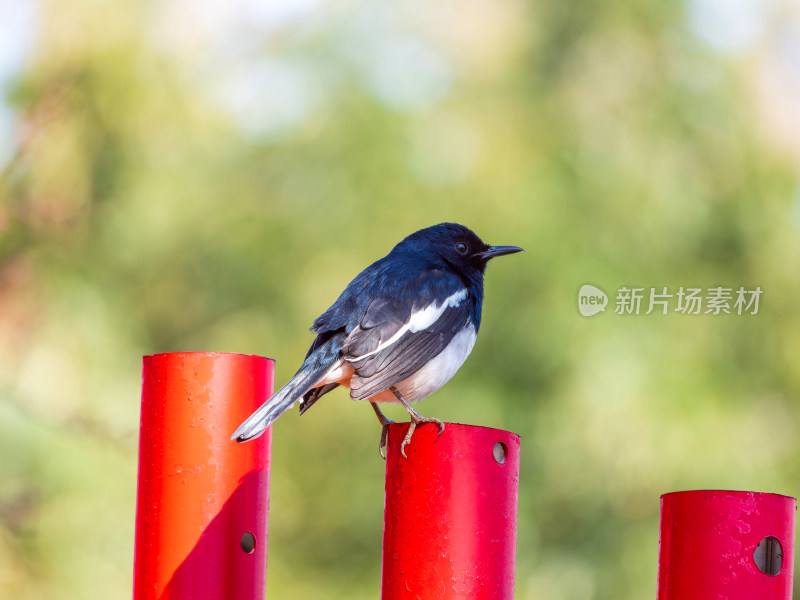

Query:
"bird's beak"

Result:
[[476, 245, 524, 260]]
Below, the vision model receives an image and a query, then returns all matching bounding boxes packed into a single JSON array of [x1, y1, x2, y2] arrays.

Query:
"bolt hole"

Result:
[[241, 532, 256, 554], [753, 536, 782, 576], [493, 441, 508, 464]]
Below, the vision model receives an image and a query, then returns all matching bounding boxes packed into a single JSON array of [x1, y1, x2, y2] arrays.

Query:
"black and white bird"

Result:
[[231, 223, 522, 457]]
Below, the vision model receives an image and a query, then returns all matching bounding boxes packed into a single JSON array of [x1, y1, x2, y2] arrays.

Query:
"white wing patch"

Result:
[[347, 288, 468, 362], [407, 288, 468, 332]]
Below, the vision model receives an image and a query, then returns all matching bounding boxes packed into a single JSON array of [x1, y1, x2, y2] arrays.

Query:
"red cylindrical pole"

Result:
[[658, 490, 796, 600], [134, 352, 274, 600], [381, 422, 520, 599]]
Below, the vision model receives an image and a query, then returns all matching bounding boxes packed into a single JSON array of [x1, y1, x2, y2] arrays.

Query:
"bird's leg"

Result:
[[390, 386, 445, 458], [371, 401, 394, 460]]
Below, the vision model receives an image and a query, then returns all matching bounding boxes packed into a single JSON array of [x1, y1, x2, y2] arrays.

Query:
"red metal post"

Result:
[[658, 490, 796, 600], [134, 352, 274, 600], [381, 422, 520, 599]]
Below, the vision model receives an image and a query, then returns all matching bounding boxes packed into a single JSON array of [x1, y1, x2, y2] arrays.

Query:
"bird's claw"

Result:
[[379, 420, 394, 460], [400, 417, 445, 458]]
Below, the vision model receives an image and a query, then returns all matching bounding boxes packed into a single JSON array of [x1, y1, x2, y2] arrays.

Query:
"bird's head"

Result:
[[399, 223, 523, 276]]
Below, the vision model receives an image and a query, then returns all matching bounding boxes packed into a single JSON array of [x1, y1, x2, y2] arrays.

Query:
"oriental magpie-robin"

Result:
[[232, 223, 522, 457]]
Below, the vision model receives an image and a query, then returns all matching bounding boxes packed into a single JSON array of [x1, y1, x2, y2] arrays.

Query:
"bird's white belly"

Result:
[[374, 322, 477, 403]]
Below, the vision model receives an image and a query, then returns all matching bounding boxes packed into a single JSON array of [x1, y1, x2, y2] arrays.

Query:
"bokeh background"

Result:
[[2, 0, 800, 598]]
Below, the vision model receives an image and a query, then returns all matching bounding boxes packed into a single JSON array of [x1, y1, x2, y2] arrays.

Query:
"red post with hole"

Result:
[[658, 490, 796, 599], [381, 422, 520, 599], [133, 352, 273, 600]]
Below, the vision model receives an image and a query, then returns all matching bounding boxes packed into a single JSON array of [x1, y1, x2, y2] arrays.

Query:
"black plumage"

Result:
[[232, 222, 522, 457]]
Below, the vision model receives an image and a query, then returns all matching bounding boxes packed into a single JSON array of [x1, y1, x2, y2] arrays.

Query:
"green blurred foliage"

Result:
[[1, 0, 799, 599]]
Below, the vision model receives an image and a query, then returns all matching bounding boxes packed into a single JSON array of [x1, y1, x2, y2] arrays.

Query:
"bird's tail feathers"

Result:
[[231, 364, 327, 442]]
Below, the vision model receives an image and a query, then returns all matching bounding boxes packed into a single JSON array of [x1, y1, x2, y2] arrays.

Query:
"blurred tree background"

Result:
[[1, 0, 800, 598]]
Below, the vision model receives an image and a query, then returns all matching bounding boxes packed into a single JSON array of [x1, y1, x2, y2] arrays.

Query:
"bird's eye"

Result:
[[455, 241, 469, 256]]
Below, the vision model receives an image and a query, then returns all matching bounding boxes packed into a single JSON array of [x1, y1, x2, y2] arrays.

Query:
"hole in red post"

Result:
[[493, 441, 508, 464], [241, 532, 256, 554], [753, 536, 782, 576]]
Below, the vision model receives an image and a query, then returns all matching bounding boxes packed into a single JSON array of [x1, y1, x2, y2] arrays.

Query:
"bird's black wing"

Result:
[[343, 292, 472, 400]]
